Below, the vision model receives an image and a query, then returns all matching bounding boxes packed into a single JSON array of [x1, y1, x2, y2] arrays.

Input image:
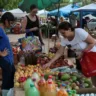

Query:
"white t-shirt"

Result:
[[60, 28, 96, 55]]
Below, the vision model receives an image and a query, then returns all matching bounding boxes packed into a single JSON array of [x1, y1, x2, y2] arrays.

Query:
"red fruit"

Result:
[[37, 59, 40, 64], [41, 60, 45, 65]]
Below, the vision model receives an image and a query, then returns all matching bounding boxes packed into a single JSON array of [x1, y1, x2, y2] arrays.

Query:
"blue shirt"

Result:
[[0, 27, 14, 64]]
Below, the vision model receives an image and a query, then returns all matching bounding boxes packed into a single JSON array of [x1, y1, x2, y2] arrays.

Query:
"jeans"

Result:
[[0, 58, 15, 90]]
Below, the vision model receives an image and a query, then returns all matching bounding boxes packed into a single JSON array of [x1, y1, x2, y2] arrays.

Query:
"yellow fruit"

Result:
[[15, 76, 19, 81], [14, 82, 20, 87]]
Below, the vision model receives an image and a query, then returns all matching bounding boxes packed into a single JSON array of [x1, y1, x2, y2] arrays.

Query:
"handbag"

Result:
[[80, 52, 96, 77]]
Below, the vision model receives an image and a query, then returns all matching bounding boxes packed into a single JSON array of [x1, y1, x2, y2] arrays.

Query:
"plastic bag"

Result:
[[80, 52, 96, 77], [7, 88, 14, 96], [19, 36, 41, 52]]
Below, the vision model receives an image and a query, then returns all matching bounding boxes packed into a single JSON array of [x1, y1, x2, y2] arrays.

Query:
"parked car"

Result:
[[87, 19, 96, 31]]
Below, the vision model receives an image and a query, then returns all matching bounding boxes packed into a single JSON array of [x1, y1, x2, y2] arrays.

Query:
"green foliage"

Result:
[[0, 0, 21, 10], [0, 0, 8, 8]]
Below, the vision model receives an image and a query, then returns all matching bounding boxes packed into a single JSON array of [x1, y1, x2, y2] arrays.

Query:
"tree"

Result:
[[0, 0, 21, 10], [0, 0, 8, 8]]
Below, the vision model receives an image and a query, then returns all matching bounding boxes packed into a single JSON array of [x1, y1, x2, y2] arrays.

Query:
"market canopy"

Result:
[[73, 3, 96, 12], [48, 3, 80, 17], [72, 3, 96, 27], [9, 8, 25, 13], [83, 14, 96, 19], [18, 0, 60, 12], [3, 8, 27, 19]]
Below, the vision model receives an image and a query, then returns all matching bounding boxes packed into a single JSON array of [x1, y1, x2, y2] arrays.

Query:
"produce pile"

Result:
[[14, 64, 50, 88], [53, 72, 92, 89], [14, 64, 92, 90], [37, 53, 74, 69]]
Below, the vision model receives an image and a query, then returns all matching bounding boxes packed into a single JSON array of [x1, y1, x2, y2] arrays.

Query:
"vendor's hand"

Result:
[[0, 48, 8, 57], [43, 62, 51, 69], [32, 27, 39, 31]]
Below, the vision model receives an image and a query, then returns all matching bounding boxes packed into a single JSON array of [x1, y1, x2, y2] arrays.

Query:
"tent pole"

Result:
[[80, 10, 83, 28], [54, 1, 60, 46], [57, 1, 60, 26]]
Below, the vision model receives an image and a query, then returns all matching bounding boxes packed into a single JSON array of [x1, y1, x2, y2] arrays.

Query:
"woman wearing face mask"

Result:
[[44, 22, 96, 87], [21, 4, 44, 45], [0, 12, 15, 96]]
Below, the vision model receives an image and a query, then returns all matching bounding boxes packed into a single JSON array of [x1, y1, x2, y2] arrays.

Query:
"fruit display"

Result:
[[55, 72, 92, 90], [50, 57, 74, 69], [14, 63, 93, 91], [14, 64, 50, 88], [43, 71, 92, 90], [37, 54, 51, 66], [48, 52, 55, 59], [37, 53, 74, 68]]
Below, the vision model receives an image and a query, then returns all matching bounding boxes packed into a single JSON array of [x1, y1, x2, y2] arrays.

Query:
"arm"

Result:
[[77, 34, 96, 59], [84, 34, 96, 52], [43, 46, 65, 68]]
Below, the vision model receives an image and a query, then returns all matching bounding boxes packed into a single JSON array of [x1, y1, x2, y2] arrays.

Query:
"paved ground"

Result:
[[7, 34, 55, 53]]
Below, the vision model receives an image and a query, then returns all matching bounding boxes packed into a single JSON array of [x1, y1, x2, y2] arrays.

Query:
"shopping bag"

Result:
[[80, 52, 96, 77], [18, 36, 41, 52]]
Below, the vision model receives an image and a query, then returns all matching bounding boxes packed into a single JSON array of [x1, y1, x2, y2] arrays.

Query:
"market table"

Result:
[[14, 88, 25, 96], [14, 88, 96, 96]]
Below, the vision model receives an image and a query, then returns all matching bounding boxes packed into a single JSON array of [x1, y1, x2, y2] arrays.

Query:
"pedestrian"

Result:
[[21, 4, 44, 45], [0, 12, 15, 96], [44, 21, 96, 87]]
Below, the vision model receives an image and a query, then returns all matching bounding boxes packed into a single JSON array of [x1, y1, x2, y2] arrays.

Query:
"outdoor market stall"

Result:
[[48, 3, 80, 17], [12, 40, 95, 96], [72, 3, 96, 28], [7, 0, 96, 96]]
